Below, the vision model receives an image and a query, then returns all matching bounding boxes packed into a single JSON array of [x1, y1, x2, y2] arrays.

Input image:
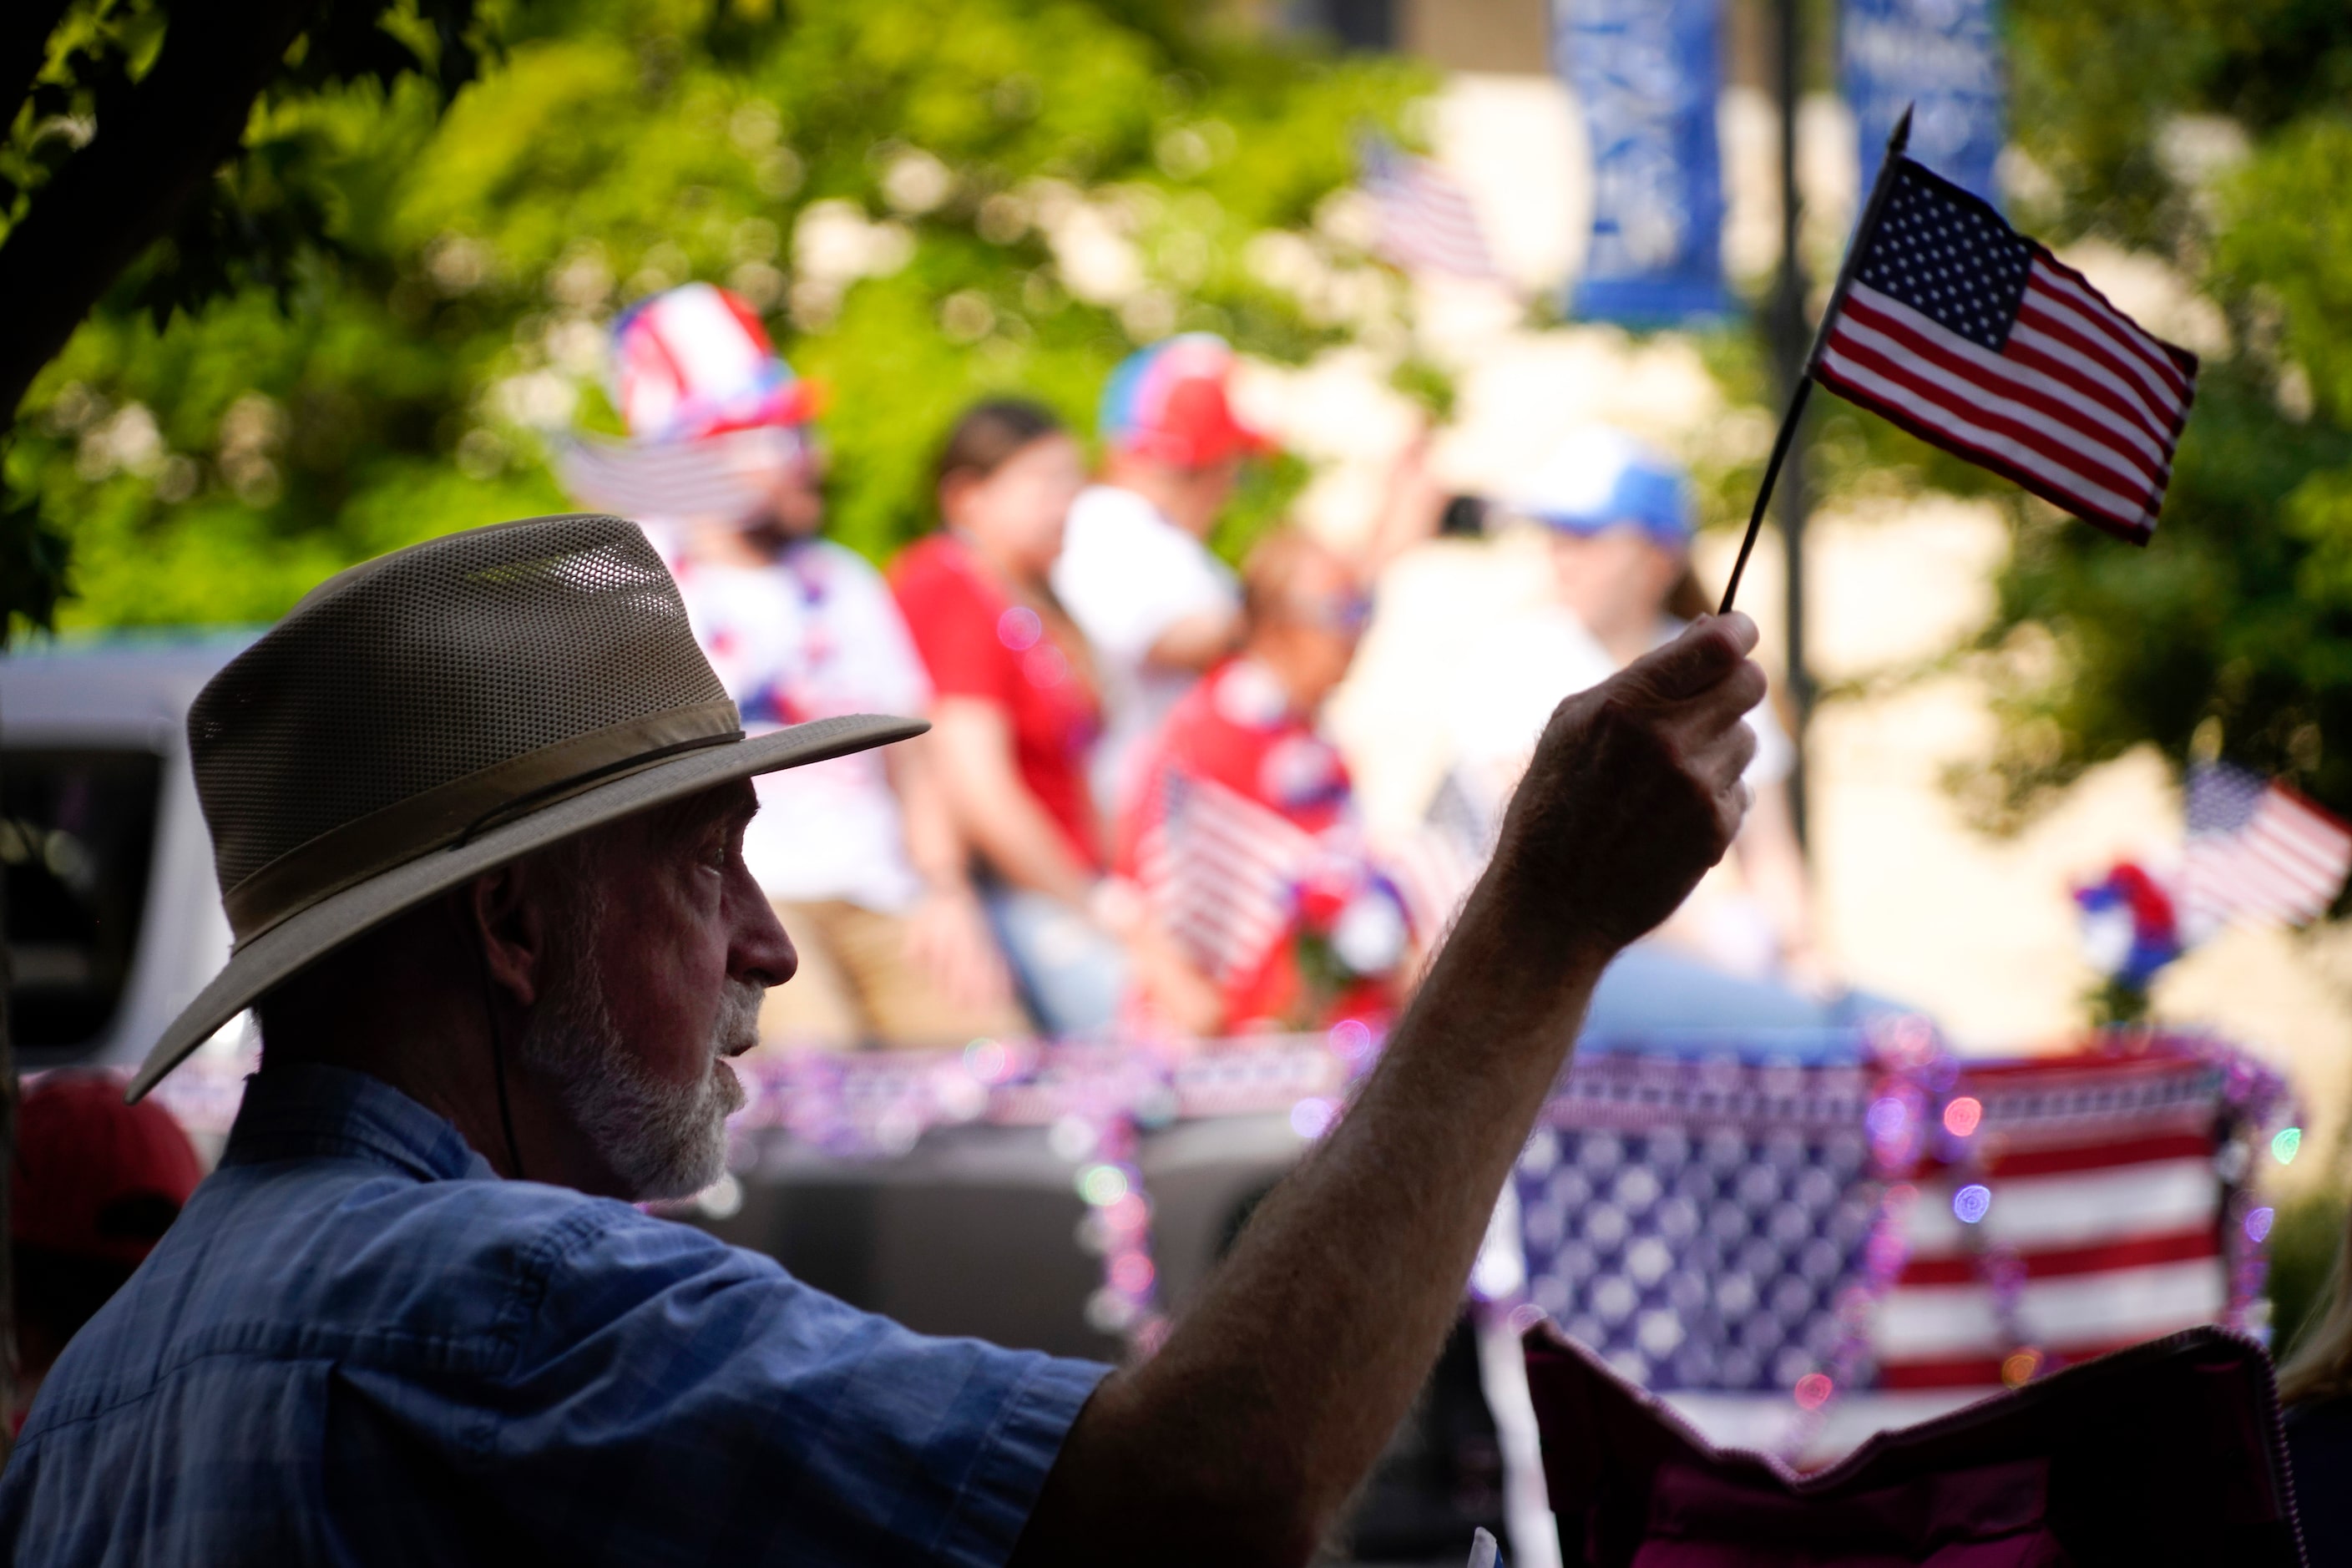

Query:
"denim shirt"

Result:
[[0, 1064, 1109, 1565]]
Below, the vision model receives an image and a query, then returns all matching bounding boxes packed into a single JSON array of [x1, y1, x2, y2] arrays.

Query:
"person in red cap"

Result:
[[1052, 336, 1441, 817], [10, 1071, 203, 1434]]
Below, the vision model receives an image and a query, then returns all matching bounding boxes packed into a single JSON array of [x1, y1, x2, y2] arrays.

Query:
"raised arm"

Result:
[[1012, 614, 1767, 1568], [928, 696, 1100, 904]]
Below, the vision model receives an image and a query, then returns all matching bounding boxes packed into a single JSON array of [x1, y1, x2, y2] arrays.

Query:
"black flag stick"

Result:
[[1717, 105, 1914, 616]]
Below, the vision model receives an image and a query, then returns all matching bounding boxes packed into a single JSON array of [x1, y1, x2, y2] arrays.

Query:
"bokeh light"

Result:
[[2274, 1126, 2303, 1166], [1952, 1184, 1992, 1224], [963, 1037, 1009, 1083], [1941, 1096, 1983, 1137], [2246, 1206, 2276, 1244], [1109, 1252, 1156, 1294], [1328, 1018, 1373, 1060], [1793, 1373, 1834, 1409], [2002, 1348, 2043, 1387], [1076, 1164, 1130, 1207], [1290, 1096, 1335, 1139]]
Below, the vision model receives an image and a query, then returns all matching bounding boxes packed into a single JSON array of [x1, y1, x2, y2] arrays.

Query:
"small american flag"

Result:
[[1361, 138, 1501, 282], [2181, 761, 2352, 935], [1136, 770, 1318, 982], [1813, 157, 2198, 544]]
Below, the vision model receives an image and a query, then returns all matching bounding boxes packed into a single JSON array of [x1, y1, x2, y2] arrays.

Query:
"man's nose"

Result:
[[727, 862, 796, 989]]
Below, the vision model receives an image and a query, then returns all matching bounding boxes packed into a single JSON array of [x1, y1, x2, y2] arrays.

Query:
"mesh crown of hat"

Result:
[[190, 515, 729, 895]]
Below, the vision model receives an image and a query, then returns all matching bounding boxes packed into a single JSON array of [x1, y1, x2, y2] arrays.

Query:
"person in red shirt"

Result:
[[892, 400, 1218, 1037], [1118, 528, 1419, 1034]]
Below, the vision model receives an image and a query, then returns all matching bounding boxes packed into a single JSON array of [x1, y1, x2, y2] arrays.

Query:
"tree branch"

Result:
[[0, 0, 316, 420], [0, 0, 73, 134]]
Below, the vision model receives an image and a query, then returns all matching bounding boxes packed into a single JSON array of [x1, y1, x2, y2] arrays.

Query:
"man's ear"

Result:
[[468, 862, 554, 1009]]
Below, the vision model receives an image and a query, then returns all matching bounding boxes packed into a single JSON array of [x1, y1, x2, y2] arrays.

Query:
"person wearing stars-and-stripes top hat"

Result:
[[561, 283, 1024, 1052]]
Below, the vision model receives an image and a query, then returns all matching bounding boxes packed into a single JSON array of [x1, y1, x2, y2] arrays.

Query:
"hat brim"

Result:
[[127, 712, 923, 1102]]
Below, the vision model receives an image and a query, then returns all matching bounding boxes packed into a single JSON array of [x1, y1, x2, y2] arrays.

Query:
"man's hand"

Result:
[[1485, 612, 1766, 968]]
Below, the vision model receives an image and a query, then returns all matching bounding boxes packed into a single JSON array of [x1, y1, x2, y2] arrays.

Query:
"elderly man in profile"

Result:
[[0, 514, 1764, 1566]]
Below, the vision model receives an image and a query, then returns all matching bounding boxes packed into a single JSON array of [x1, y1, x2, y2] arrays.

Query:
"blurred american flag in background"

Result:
[[1134, 770, 1318, 983], [1360, 137, 1500, 282], [2181, 761, 2352, 936]]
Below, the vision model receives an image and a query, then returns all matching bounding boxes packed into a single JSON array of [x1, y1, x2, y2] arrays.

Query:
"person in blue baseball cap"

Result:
[[1513, 425, 1709, 656], [1448, 427, 1829, 1000]]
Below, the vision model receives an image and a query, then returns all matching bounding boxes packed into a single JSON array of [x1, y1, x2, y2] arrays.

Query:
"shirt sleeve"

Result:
[[388, 1203, 1110, 1567], [825, 543, 933, 716], [1051, 492, 1237, 666], [894, 554, 1016, 709]]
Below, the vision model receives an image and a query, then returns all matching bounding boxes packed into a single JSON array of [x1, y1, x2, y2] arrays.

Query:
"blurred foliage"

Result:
[[1944, 1, 2352, 834], [2269, 1186, 2346, 1364], [5, 0, 1429, 631], [0, 0, 494, 640]]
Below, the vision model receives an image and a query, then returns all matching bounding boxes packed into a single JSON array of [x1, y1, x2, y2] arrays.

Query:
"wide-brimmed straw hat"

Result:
[[127, 513, 920, 1101]]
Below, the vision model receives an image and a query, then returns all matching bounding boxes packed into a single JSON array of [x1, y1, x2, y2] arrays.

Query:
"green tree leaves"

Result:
[[1960, 3, 2352, 827], [8, 0, 1424, 634]]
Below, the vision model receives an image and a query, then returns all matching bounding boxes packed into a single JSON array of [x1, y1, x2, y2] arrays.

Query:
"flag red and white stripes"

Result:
[[1135, 771, 1319, 982], [558, 427, 807, 522], [1811, 158, 2198, 544], [1362, 139, 1502, 283], [2181, 761, 2352, 935], [1869, 1054, 2231, 1396]]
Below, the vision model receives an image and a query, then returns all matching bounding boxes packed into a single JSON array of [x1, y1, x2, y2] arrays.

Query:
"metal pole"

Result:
[[1773, 0, 1813, 849]]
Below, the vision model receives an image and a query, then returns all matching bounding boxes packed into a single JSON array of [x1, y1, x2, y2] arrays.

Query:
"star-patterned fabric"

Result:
[[1849, 164, 2031, 352], [1510, 1053, 1887, 1394]]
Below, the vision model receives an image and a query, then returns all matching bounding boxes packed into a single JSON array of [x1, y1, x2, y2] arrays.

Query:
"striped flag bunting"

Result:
[[1360, 137, 1503, 282], [1496, 1038, 2278, 1466], [1811, 156, 2198, 544], [1873, 1052, 2238, 1397], [1134, 770, 1320, 984], [556, 426, 805, 523], [2180, 761, 2352, 936]]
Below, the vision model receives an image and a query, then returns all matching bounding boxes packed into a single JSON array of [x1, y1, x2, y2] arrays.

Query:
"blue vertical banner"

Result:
[[1844, 0, 2004, 205], [1558, 0, 1727, 324]]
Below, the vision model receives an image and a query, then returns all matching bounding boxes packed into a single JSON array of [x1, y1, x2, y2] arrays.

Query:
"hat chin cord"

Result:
[[470, 936, 529, 1182]]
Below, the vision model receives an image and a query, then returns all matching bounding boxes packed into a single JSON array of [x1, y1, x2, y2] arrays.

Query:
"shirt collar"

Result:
[[220, 1062, 496, 1183]]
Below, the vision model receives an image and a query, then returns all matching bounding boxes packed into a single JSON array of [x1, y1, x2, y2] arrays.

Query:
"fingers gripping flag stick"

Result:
[[1719, 109, 2201, 614]]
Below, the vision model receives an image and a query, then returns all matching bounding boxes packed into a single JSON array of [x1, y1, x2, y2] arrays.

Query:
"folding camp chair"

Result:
[[1522, 1322, 2302, 1565]]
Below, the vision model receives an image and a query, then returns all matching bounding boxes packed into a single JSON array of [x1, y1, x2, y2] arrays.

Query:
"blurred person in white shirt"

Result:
[[1054, 334, 1441, 815]]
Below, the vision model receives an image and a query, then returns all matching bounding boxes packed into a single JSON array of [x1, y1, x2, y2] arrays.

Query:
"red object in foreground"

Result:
[[14, 1070, 202, 1267], [1812, 156, 2198, 544], [1525, 1322, 2301, 1566]]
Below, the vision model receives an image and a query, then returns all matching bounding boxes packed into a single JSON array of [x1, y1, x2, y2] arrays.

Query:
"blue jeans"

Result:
[[981, 887, 1129, 1039]]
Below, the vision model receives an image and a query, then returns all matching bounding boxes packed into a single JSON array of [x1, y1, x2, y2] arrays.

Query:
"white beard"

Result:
[[517, 907, 761, 1201]]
